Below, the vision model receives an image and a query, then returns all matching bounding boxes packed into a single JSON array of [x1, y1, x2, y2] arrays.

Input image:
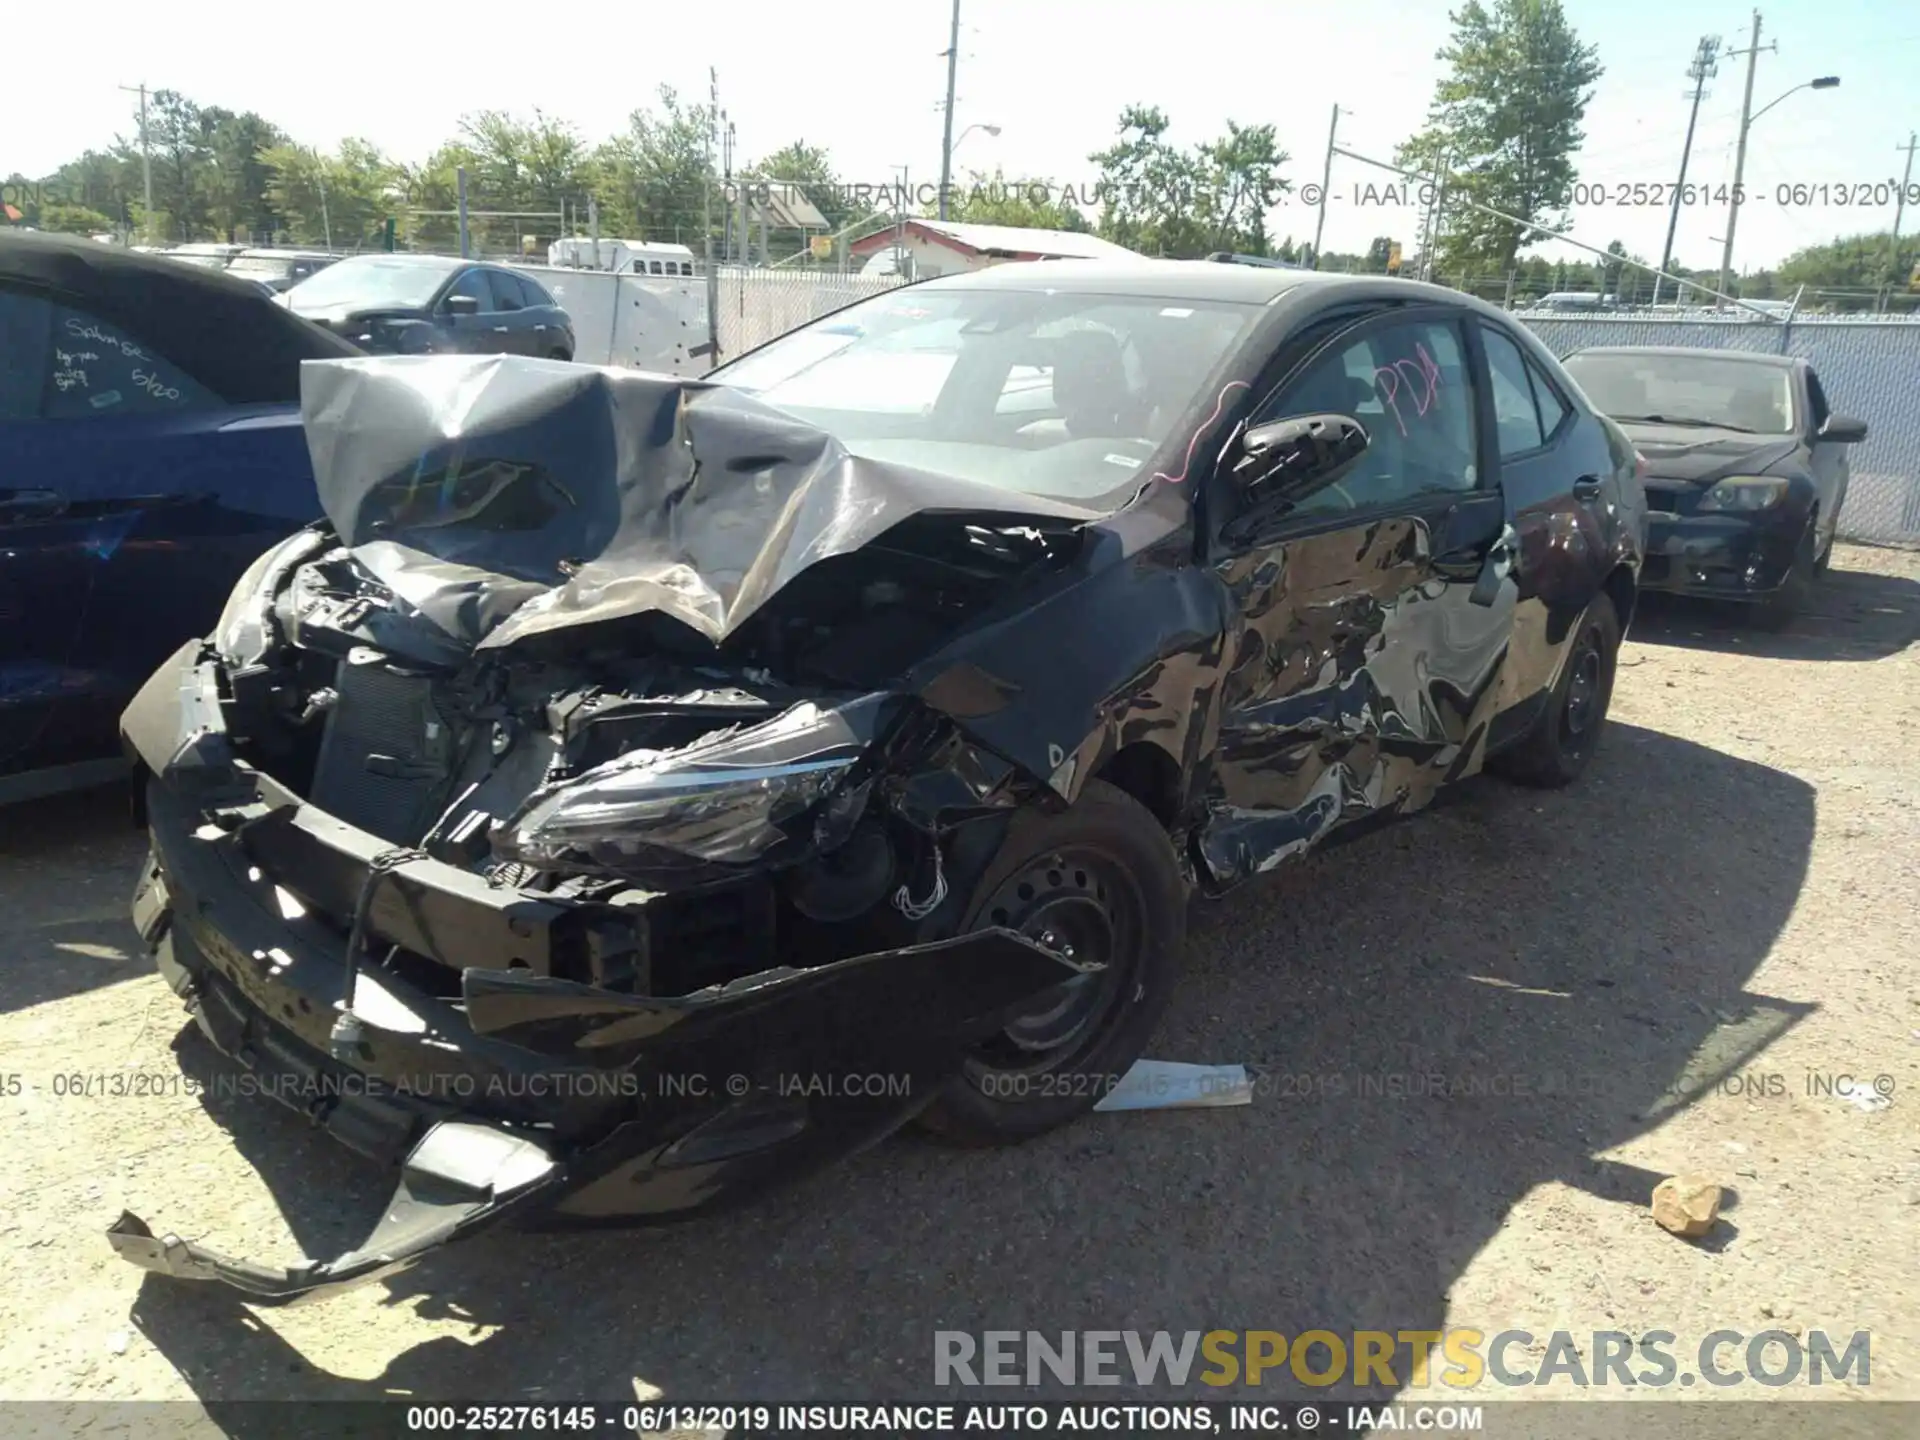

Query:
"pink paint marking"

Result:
[[1372, 365, 1408, 436], [1153, 380, 1252, 484]]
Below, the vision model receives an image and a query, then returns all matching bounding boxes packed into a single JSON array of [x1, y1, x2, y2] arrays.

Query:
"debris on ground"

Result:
[[1834, 1078, 1893, 1113], [1093, 1061, 1253, 1112], [1651, 1174, 1723, 1238]]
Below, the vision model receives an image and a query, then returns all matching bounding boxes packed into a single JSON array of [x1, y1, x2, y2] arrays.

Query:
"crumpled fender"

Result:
[[904, 485, 1228, 807]]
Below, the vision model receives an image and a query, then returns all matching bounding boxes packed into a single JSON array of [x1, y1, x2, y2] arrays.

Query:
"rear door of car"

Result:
[[513, 273, 567, 357], [1201, 305, 1516, 885], [1476, 320, 1631, 726], [0, 283, 314, 780]]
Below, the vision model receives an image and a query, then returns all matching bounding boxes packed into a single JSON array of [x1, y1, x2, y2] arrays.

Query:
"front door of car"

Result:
[[0, 285, 315, 778], [0, 286, 88, 775], [1803, 367, 1848, 553], [1199, 308, 1516, 887], [438, 268, 506, 354]]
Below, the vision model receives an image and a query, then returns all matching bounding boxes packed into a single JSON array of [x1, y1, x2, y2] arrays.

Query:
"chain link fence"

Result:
[[711, 264, 905, 363]]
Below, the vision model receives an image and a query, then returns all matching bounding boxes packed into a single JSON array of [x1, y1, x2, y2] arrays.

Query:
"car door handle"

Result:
[[0, 488, 68, 520], [492, 325, 510, 333], [1572, 475, 1604, 501]]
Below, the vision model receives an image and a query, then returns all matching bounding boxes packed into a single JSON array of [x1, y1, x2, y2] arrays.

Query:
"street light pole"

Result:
[[1311, 104, 1339, 270], [937, 0, 961, 221]]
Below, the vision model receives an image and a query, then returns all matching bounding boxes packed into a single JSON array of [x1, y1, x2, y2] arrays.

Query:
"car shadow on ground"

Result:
[[122, 722, 1815, 1422], [1631, 561, 1919, 662], [0, 783, 154, 1014]]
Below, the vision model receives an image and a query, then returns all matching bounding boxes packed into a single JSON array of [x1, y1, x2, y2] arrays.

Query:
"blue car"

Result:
[[0, 232, 359, 804]]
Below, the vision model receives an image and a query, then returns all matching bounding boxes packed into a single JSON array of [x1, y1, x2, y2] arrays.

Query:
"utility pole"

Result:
[[314, 150, 333, 252], [456, 166, 469, 258], [118, 84, 153, 245], [1887, 131, 1917, 311], [1419, 148, 1450, 282], [937, 0, 961, 221], [1311, 104, 1340, 270], [1653, 35, 1720, 306], [1716, 10, 1774, 303]]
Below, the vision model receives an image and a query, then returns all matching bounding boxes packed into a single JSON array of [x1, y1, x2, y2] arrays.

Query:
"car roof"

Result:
[[331, 252, 466, 272], [913, 258, 1476, 308], [0, 229, 360, 402], [1566, 345, 1799, 369]]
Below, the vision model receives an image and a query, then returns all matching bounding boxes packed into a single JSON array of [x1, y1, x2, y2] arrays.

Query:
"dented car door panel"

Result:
[[1199, 308, 1516, 887]]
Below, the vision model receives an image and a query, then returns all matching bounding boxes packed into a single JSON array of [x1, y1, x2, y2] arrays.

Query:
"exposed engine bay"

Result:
[[212, 513, 1081, 1001]]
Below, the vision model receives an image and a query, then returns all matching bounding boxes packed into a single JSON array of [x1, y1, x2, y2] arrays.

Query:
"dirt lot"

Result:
[[1, 543, 1916, 1419]]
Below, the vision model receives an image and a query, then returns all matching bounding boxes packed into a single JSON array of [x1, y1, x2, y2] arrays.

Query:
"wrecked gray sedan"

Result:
[[110, 261, 1643, 1301]]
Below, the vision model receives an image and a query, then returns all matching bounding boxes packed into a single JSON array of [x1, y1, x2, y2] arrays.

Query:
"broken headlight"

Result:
[[497, 695, 889, 873], [212, 529, 326, 668]]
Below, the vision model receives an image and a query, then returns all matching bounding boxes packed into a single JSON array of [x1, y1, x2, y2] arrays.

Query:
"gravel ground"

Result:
[[1, 543, 1915, 1421]]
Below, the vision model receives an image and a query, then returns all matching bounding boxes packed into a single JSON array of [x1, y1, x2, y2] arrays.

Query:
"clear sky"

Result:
[[6, 0, 1916, 273]]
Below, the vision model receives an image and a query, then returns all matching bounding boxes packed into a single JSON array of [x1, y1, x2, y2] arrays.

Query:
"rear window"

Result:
[[0, 288, 224, 420]]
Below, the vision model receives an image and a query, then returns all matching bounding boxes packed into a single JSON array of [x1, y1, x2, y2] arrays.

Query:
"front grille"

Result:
[[309, 663, 454, 844]]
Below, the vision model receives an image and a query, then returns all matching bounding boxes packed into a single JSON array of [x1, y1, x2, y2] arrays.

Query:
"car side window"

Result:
[[1261, 315, 1479, 518], [444, 270, 495, 312], [521, 277, 555, 308], [1527, 358, 1572, 440], [0, 287, 54, 421], [1481, 324, 1544, 455], [491, 272, 526, 311], [41, 302, 224, 420]]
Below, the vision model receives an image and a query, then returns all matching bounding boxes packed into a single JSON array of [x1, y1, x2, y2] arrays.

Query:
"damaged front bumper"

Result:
[[111, 645, 1084, 1302]]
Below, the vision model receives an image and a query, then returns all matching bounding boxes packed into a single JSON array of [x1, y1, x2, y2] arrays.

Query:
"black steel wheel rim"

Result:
[[963, 846, 1143, 1078], [1563, 625, 1604, 741]]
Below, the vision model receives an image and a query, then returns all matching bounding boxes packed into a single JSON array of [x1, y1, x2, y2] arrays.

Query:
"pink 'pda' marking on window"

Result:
[[1371, 365, 1407, 437]]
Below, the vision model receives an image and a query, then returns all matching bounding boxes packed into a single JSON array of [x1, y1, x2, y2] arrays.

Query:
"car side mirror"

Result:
[[444, 294, 481, 317], [1819, 413, 1868, 444], [1231, 413, 1369, 505]]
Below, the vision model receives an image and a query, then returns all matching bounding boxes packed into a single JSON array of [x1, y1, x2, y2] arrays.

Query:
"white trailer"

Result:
[[547, 238, 699, 277]]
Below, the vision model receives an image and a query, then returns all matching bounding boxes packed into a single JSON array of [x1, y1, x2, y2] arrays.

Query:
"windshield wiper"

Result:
[[1612, 413, 1756, 433]]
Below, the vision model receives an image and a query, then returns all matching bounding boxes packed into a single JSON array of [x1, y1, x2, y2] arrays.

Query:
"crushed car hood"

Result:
[[300, 354, 1107, 651]]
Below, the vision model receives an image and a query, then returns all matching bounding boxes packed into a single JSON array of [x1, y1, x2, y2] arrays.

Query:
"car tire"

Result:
[[1488, 592, 1621, 790], [1811, 510, 1834, 577], [548, 348, 573, 362], [1756, 523, 1818, 630], [917, 779, 1186, 1146]]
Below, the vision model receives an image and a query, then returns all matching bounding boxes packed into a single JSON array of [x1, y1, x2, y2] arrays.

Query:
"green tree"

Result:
[[589, 87, 715, 246], [458, 109, 590, 251], [206, 111, 286, 241], [1777, 230, 1920, 309], [1397, 0, 1603, 276], [263, 140, 400, 249], [1089, 105, 1289, 258]]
